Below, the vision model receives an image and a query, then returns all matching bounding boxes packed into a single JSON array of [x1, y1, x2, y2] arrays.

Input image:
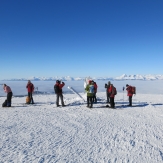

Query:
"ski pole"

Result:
[[123, 86, 125, 106]]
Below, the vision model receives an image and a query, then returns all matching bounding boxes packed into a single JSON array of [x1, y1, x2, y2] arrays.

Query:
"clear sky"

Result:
[[0, 0, 163, 80]]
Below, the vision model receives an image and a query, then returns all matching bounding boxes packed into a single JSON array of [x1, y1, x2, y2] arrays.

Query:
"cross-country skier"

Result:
[[54, 80, 65, 107], [3, 84, 13, 107], [108, 84, 117, 108], [85, 80, 94, 108], [26, 80, 34, 104], [105, 81, 111, 103], [126, 84, 133, 106]]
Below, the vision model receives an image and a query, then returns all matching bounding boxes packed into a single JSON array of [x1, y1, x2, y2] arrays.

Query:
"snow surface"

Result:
[[1, 91, 163, 163]]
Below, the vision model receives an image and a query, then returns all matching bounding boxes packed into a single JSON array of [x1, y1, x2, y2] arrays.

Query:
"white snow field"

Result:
[[0, 91, 163, 163]]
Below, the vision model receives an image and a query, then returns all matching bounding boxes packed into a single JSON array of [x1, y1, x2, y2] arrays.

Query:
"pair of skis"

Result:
[[67, 86, 85, 102], [67, 77, 93, 102]]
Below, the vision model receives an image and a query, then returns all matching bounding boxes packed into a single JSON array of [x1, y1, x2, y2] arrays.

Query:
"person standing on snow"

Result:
[[105, 81, 111, 103], [26, 80, 34, 104], [92, 81, 97, 103], [3, 84, 13, 107], [108, 84, 117, 108], [126, 84, 133, 106], [54, 80, 65, 107], [85, 80, 94, 108]]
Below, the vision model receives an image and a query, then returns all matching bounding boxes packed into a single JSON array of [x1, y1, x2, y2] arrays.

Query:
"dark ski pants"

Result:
[[106, 92, 111, 103], [7, 92, 13, 107], [110, 97, 115, 108], [87, 96, 93, 108], [28, 92, 34, 104], [93, 93, 97, 103], [56, 94, 64, 106], [129, 96, 132, 106]]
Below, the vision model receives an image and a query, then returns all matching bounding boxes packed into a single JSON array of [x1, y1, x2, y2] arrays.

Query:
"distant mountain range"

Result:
[[1, 74, 163, 81]]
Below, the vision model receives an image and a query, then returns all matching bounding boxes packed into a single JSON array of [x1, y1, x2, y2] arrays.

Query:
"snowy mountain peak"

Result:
[[1, 74, 163, 81], [121, 74, 128, 78]]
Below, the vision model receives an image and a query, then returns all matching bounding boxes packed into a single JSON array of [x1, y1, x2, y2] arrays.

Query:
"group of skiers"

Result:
[[1, 80, 135, 108], [2, 80, 35, 107], [104, 81, 135, 108], [84, 79, 135, 109]]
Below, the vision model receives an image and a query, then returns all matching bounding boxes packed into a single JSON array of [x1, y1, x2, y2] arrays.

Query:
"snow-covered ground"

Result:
[[0, 91, 163, 163]]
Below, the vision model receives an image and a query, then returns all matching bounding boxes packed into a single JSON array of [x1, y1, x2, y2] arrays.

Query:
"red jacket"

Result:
[[54, 82, 65, 94], [108, 86, 115, 98], [126, 86, 133, 96], [94, 82, 98, 93], [26, 83, 34, 92]]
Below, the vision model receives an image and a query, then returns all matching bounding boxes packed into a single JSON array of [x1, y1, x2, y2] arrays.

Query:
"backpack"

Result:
[[112, 87, 117, 95], [89, 85, 95, 93], [2, 100, 7, 107], [26, 96, 31, 104], [54, 85, 60, 94], [132, 86, 136, 94]]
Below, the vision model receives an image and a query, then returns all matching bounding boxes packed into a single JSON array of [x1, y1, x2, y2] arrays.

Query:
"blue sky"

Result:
[[0, 0, 163, 79]]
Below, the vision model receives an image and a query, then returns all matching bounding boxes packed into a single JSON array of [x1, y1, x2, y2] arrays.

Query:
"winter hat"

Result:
[[88, 80, 92, 84], [108, 81, 111, 84], [56, 80, 60, 83], [126, 84, 129, 87]]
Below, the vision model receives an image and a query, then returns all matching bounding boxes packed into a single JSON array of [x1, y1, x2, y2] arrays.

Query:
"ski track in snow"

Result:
[[0, 93, 163, 163]]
